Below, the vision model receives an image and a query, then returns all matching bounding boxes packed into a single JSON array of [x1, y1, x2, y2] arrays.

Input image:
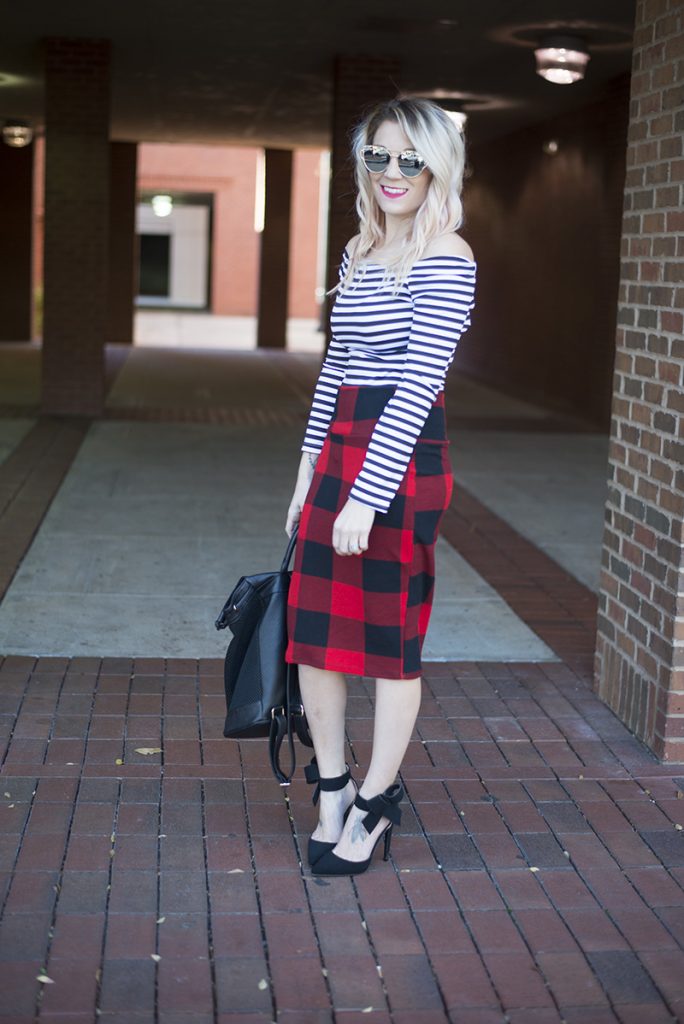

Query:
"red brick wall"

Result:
[[459, 76, 631, 427], [138, 144, 259, 316], [289, 149, 325, 319], [595, 0, 684, 761]]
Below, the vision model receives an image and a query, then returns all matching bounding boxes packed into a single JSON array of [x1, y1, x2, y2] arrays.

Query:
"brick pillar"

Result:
[[595, 0, 684, 761], [0, 142, 33, 341], [107, 142, 138, 345], [256, 148, 293, 348], [42, 37, 111, 416], [326, 56, 401, 322]]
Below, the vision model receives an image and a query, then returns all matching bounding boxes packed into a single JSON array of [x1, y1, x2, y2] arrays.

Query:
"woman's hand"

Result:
[[285, 481, 309, 537], [286, 452, 319, 537], [333, 497, 375, 556]]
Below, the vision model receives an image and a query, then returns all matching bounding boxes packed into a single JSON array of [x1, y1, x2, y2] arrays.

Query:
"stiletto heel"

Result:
[[383, 824, 393, 861], [304, 755, 358, 867], [312, 782, 404, 876]]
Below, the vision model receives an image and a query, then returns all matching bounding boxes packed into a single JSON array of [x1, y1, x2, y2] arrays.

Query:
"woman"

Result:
[[284, 96, 477, 876]]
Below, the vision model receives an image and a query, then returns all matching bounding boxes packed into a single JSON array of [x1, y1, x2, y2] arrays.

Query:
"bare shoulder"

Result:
[[422, 233, 475, 262], [345, 234, 361, 258]]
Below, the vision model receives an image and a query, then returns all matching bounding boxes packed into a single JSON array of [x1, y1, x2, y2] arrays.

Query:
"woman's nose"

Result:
[[385, 156, 403, 180]]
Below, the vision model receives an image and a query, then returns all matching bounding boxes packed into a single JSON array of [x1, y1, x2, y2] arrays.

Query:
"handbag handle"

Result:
[[280, 523, 299, 573]]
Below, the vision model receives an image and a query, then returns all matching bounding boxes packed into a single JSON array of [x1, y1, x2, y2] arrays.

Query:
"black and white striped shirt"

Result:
[[301, 246, 477, 513]]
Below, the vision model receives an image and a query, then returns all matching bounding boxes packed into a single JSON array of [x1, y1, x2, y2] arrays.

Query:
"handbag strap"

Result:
[[269, 524, 311, 786], [280, 524, 299, 573], [268, 661, 313, 785]]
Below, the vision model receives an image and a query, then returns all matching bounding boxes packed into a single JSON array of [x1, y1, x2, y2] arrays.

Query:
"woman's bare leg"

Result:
[[331, 675, 422, 862], [298, 663, 356, 843]]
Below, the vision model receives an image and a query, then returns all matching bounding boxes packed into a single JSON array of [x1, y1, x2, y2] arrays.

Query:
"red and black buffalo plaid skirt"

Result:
[[285, 384, 453, 680]]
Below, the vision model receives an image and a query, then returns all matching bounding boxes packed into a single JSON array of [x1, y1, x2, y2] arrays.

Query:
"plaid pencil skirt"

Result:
[[285, 384, 454, 680]]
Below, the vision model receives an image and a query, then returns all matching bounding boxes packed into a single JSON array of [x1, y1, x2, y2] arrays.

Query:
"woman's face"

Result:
[[367, 119, 431, 222]]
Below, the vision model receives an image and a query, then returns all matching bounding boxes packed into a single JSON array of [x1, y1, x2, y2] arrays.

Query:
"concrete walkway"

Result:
[[0, 344, 601, 662]]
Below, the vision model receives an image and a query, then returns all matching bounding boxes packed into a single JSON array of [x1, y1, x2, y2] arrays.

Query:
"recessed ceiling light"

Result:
[[2, 120, 33, 147], [535, 35, 590, 84]]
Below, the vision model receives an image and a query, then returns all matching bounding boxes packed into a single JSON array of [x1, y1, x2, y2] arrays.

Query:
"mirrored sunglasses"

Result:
[[360, 145, 428, 178]]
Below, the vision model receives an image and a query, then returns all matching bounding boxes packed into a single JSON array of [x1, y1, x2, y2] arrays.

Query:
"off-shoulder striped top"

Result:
[[300, 245, 477, 513]]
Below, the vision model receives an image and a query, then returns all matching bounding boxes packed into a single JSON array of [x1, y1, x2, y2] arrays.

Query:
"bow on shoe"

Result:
[[355, 783, 404, 835]]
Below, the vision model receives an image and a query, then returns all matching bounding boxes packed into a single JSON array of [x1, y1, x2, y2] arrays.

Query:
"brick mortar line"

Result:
[[2, 766, 681, 783], [409, 773, 564, 1018], [422, 738, 681, 1012], [236, 742, 279, 1021], [392, 724, 684, 1015], [429, 667, 605, 783], [280, 787, 339, 1017], [348, 877, 405, 1020], [152, 749, 161, 1019], [390, 878, 484, 1019], [93, 778, 121, 1017], [199, 779, 220, 1023], [34, 777, 84, 1018]]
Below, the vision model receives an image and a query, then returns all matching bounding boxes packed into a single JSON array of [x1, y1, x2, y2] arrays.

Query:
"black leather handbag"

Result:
[[214, 524, 313, 785]]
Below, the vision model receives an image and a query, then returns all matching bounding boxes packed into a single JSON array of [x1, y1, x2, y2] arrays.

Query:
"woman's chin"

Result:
[[376, 197, 415, 219]]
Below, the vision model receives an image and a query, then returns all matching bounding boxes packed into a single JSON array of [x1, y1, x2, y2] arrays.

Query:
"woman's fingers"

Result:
[[333, 528, 369, 556], [332, 497, 375, 555]]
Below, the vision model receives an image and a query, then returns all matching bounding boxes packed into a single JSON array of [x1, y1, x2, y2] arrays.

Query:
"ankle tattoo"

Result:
[[350, 818, 367, 844]]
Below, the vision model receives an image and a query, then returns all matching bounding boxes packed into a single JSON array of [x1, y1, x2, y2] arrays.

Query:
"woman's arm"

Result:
[[348, 256, 477, 513], [285, 243, 353, 538]]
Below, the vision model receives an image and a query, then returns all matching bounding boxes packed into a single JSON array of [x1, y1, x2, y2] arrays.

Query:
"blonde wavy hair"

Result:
[[336, 96, 467, 295]]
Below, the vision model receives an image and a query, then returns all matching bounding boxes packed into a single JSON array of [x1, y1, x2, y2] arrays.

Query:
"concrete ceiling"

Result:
[[1, 1, 635, 149]]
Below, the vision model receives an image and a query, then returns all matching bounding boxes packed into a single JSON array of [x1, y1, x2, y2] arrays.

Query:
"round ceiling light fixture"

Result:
[[534, 34, 590, 84], [2, 119, 33, 147]]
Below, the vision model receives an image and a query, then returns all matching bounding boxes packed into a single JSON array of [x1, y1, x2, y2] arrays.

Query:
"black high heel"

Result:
[[304, 755, 358, 867], [311, 782, 404, 876]]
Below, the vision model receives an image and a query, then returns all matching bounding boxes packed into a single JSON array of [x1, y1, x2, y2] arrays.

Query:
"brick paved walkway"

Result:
[[1, 654, 683, 1023]]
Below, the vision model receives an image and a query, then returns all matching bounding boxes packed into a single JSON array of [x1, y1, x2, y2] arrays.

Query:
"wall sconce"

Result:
[[535, 35, 590, 84], [151, 194, 173, 217], [2, 119, 33, 147]]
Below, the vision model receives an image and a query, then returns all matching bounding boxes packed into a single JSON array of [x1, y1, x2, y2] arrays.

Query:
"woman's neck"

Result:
[[370, 226, 411, 258], [382, 217, 412, 249]]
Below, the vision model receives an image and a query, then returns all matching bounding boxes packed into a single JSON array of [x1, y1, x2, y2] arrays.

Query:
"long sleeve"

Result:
[[300, 334, 349, 453], [348, 258, 476, 513], [300, 257, 350, 454]]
